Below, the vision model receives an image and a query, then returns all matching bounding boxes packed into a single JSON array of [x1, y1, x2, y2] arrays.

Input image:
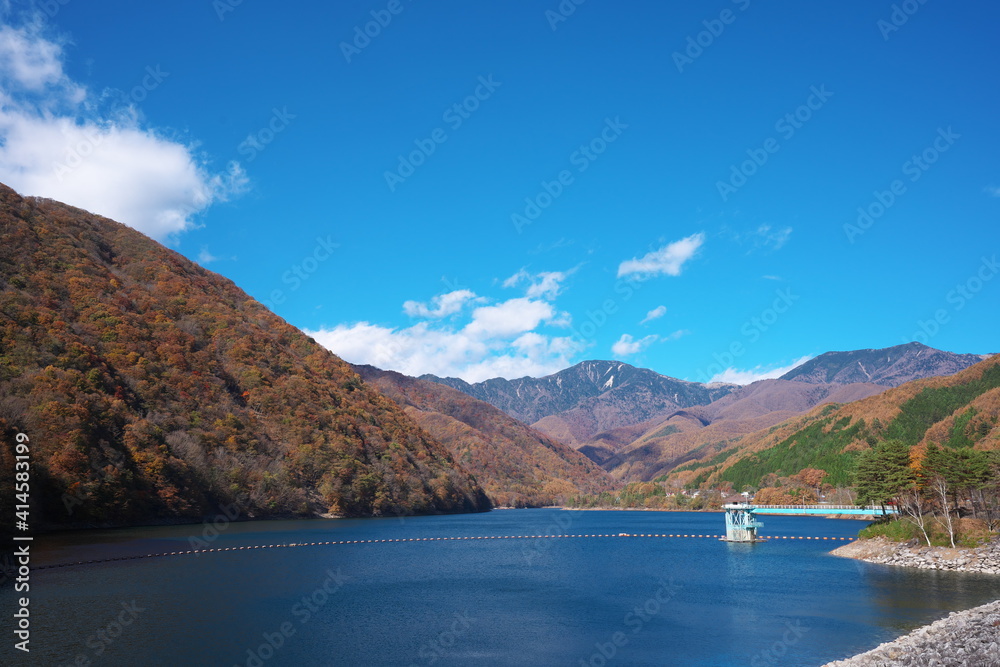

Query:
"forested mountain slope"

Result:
[[664, 355, 1000, 490], [0, 184, 489, 529], [354, 365, 615, 507], [587, 379, 886, 481]]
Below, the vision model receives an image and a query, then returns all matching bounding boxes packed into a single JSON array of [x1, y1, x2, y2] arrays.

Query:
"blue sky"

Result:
[[1, 1, 998, 383]]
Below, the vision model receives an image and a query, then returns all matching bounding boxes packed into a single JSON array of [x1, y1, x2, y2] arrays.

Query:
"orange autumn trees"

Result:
[[0, 183, 489, 529], [354, 364, 615, 507]]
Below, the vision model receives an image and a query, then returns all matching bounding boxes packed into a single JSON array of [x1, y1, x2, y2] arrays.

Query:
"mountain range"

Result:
[[424, 361, 735, 446], [780, 344, 990, 386], [583, 378, 888, 480], [423, 344, 991, 481], [0, 181, 993, 530]]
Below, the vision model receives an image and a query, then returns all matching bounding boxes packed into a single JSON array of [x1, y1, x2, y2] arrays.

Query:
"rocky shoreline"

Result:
[[823, 537, 1000, 666], [831, 535, 1000, 575]]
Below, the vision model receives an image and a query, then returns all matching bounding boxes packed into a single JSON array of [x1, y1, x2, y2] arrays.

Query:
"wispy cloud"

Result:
[[662, 329, 689, 342], [611, 329, 687, 357], [730, 224, 793, 253], [985, 185, 1000, 198], [503, 268, 572, 300], [707, 355, 812, 385], [529, 237, 574, 254], [756, 224, 792, 250], [617, 232, 705, 280], [722, 224, 794, 255], [612, 333, 659, 357], [0, 18, 246, 242], [403, 289, 480, 318], [197, 247, 220, 264], [640, 305, 667, 325], [0, 22, 82, 94]]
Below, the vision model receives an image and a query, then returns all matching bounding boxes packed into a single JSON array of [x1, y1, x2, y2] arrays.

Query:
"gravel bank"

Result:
[[822, 599, 1000, 667], [823, 538, 1000, 666]]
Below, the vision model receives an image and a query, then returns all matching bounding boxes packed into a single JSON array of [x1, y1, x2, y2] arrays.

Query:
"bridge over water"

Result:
[[723, 503, 898, 542]]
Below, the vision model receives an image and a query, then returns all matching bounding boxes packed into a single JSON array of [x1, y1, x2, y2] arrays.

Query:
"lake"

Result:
[[3, 509, 999, 666]]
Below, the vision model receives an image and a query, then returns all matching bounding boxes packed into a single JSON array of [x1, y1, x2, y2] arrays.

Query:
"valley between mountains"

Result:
[[1, 182, 996, 530]]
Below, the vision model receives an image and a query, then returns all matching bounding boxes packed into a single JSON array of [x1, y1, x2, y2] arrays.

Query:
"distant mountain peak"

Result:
[[779, 342, 987, 387], [423, 359, 735, 444]]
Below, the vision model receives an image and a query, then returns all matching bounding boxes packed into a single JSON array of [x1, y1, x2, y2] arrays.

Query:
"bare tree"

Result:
[[930, 476, 956, 548], [899, 485, 932, 547], [973, 485, 1000, 533]]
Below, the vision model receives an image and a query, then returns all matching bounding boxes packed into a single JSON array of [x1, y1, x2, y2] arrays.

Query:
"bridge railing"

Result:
[[724, 503, 897, 512]]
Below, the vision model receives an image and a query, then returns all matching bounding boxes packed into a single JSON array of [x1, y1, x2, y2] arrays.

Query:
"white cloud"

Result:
[[985, 185, 1000, 198], [308, 274, 584, 382], [306, 307, 579, 383], [0, 21, 246, 242], [617, 232, 705, 280], [403, 289, 479, 318], [640, 305, 667, 325], [708, 355, 812, 385], [612, 328, 688, 356], [754, 224, 792, 251], [197, 247, 219, 264], [307, 264, 591, 382], [503, 268, 570, 300], [464, 297, 554, 338], [0, 23, 81, 95], [611, 333, 659, 357]]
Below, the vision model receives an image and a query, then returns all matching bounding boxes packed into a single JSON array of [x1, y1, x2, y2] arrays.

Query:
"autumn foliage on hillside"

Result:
[[663, 354, 1000, 491], [0, 184, 489, 529], [354, 365, 616, 507]]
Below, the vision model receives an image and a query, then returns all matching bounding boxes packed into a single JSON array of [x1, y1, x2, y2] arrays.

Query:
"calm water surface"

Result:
[[3, 509, 999, 666]]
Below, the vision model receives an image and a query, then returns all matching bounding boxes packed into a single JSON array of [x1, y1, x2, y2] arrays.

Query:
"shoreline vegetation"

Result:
[[815, 430, 1000, 663]]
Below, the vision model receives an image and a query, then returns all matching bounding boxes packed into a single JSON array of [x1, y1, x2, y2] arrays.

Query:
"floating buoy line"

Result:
[[31, 533, 855, 572]]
